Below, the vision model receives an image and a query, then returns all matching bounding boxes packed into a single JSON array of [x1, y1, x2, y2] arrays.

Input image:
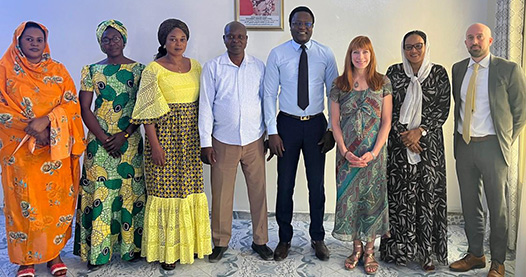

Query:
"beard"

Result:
[[468, 45, 487, 58]]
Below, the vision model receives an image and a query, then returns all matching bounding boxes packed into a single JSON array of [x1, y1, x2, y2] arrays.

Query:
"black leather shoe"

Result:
[[252, 242, 273, 261], [311, 240, 330, 261], [128, 252, 142, 263], [87, 262, 103, 272], [274, 241, 291, 261], [209, 246, 228, 263]]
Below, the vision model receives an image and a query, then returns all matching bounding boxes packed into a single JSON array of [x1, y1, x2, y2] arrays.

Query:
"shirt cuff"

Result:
[[267, 125, 278, 135], [200, 137, 212, 148]]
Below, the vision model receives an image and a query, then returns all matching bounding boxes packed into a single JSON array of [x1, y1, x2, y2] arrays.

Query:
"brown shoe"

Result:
[[487, 261, 505, 277], [450, 253, 486, 272], [311, 240, 330, 261], [274, 241, 291, 261]]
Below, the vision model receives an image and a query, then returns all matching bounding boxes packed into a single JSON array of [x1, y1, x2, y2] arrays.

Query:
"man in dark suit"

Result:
[[449, 23, 526, 277], [264, 6, 338, 261]]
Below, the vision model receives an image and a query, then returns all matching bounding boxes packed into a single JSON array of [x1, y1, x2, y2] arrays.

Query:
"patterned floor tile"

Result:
[[0, 212, 516, 276]]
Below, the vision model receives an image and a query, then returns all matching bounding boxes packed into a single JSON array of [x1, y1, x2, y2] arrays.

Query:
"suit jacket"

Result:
[[452, 55, 526, 166]]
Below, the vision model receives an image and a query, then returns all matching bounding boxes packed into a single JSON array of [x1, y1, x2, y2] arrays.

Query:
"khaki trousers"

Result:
[[211, 136, 268, 246]]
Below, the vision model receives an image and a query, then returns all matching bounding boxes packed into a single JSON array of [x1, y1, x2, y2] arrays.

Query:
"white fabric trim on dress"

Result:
[[399, 37, 432, 164]]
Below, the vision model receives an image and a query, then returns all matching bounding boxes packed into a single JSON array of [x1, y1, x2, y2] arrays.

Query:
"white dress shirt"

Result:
[[199, 52, 266, 147], [263, 39, 339, 135], [458, 53, 496, 137]]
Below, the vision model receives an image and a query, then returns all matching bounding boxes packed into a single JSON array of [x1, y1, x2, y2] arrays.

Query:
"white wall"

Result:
[[0, 0, 497, 213]]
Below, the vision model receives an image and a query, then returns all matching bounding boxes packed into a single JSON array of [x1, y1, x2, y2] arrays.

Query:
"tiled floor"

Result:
[[0, 212, 516, 276]]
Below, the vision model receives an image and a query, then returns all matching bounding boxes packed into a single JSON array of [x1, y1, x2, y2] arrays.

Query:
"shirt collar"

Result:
[[469, 53, 491, 69], [291, 39, 312, 51], [219, 51, 253, 67]]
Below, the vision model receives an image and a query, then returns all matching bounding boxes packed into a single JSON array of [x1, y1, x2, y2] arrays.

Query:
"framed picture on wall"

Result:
[[235, 0, 284, 30]]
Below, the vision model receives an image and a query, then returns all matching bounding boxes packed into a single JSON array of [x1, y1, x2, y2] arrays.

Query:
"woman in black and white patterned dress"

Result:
[[379, 30, 450, 270]]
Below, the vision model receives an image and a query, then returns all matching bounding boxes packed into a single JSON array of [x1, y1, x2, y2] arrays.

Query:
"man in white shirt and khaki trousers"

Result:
[[199, 21, 273, 263], [450, 23, 526, 277]]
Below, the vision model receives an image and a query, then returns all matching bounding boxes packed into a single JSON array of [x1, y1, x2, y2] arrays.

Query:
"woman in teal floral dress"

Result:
[[73, 20, 146, 271], [330, 36, 392, 275]]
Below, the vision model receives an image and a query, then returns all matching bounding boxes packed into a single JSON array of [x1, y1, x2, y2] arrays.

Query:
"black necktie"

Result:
[[298, 44, 309, 110]]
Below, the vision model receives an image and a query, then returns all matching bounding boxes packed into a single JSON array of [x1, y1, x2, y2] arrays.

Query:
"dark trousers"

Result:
[[276, 112, 327, 242], [455, 134, 508, 263]]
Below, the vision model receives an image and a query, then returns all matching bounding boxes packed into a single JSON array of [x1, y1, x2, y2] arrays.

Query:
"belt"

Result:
[[470, 135, 496, 142], [280, 111, 323, 121]]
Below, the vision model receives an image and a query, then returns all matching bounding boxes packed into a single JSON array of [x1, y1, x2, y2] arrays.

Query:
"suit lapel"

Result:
[[488, 55, 498, 107], [455, 59, 469, 98], [454, 59, 470, 127]]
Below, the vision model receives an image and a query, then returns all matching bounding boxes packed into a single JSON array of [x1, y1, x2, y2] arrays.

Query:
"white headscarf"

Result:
[[399, 33, 432, 165]]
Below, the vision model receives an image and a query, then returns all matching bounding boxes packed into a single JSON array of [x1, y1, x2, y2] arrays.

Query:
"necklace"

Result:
[[353, 81, 359, 88], [167, 56, 185, 73], [172, 62, 183, 73]]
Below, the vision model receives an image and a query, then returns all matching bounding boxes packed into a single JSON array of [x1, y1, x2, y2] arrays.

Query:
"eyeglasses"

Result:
[[291, 22, 313, 28], [404, 43, 424, 51], [225, 34, 247, 40], [101, 36, 122, 45]]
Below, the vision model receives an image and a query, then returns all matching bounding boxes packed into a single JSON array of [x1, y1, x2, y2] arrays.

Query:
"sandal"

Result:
[[363, 247, 379, 275], [161, 262, 176, 270], [48, 263, 67, 276], [422, 261, 435, 271], [16, 266, 35, 277], [344, 243, 363, 270], [47, 256, 67, 277]]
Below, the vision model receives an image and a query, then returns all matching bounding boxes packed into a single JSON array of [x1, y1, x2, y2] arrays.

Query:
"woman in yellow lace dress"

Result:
[[131, 18, 211, 271]]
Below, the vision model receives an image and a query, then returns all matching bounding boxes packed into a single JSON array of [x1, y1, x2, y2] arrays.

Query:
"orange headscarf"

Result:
[[0, 21, 85, 160], [0, 21, 86, 265]]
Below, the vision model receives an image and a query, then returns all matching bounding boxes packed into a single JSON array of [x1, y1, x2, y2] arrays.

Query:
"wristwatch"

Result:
[[419, 127, 427, 137]]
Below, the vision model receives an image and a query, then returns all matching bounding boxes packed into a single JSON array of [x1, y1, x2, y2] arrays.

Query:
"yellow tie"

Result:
[[462, 63, 480, 144]]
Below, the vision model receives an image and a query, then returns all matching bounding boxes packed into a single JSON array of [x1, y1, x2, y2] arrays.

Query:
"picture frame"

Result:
[[235, 0, 284, 30]]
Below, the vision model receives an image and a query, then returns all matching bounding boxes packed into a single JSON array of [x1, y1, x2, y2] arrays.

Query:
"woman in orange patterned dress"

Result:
[[0, 22, 85, 277]]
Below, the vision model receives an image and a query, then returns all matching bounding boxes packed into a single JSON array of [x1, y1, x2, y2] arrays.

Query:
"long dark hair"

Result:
[[155, 19, 190, 60]]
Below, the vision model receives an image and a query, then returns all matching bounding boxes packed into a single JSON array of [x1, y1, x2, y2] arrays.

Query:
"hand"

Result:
[[267, 134, 285, 161], [108, 150, 122, 158], [317, 130, 335, 154], [264, 139, 269, 155], [343, 150, 368, 168], [407, 142, 423, 154], [400, 128, 422, 149], [103, 132, 127, 154], [22, 116, 50, 137], [358, 151, 375, 164], [200, 147, 216, 165], [151, 145, 166, 166], [34, 128, 50, 146]]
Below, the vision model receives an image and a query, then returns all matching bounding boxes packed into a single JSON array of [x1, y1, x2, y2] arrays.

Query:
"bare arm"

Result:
[[370, 94, 393, 158], [330, 99, 345, 155], [79, 90, 109, 142], [330, 99, 366, 167], [144, 123, 165, 166]]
